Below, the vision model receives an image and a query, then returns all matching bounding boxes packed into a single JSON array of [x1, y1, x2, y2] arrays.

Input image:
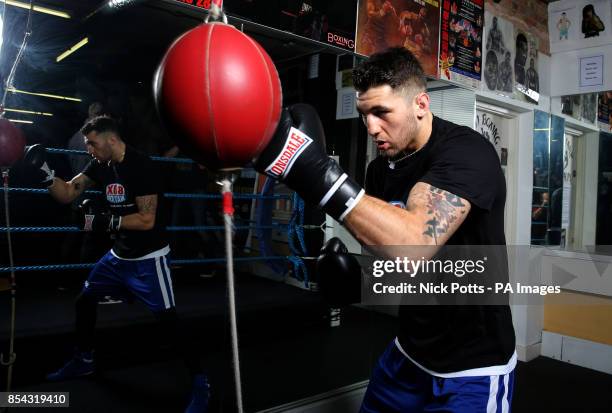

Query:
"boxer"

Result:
[[24, 116, 209, 413], [255, 47, 516, 413]]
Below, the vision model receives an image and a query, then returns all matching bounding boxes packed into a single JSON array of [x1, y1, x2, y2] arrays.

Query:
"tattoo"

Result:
[[136, 195, 157, 215], [422, 186, 467, 244], [70, 174, 92, 196]]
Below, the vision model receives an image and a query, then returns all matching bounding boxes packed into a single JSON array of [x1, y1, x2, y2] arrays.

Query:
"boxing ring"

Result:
[[0, 146, 321, 411], [0, 147, 315, 275]]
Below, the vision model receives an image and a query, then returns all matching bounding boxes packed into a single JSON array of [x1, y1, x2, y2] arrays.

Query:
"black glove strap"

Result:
[[318, 171, 365, 222]]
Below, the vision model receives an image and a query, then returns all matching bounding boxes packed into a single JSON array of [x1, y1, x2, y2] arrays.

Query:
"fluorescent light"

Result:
[[56, 37, 89, 62], [7, 118, 33, 124], [109, 0, 135, 9], [6, 87, 81, 102], [4, 107, 53, 116], [3, 0, 71, 18]]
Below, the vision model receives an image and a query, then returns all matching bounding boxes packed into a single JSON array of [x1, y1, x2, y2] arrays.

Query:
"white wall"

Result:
[[550, 45, 612, 96]]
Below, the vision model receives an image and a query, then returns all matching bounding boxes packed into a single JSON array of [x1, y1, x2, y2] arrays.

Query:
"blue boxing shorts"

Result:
[[82, 246, 175, 313], [360, 339, 515, 413]]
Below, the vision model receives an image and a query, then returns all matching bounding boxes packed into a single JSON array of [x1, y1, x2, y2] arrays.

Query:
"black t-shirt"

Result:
[[83, 146, 168, 258], [365, 115, 515, 373]]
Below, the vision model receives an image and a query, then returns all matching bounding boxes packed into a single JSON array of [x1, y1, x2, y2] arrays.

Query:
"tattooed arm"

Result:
[[48, 173, 94, 204], [119, 194, 157, 231], [344, 182, 471, 247]]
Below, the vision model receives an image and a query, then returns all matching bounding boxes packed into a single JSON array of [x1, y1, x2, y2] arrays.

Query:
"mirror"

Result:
[[531, 110, 565, 246]]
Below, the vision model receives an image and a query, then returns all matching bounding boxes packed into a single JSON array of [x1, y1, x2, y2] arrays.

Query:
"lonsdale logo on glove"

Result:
[[84, 214, 95, 232], [265, 127, 313, 179]]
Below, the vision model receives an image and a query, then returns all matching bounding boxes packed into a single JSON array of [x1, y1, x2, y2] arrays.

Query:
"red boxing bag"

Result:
[[154, 23, 282, 169], [0, 118, 26, 167]]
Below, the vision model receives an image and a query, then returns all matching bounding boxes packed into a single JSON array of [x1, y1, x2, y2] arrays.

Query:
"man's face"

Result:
[[517, 40, 528, 64], [356, 85, 420, 158], [85, 131, 113, 163]]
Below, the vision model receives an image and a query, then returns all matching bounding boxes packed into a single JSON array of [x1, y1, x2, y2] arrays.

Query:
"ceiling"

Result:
[[0, 0, 344, 147]]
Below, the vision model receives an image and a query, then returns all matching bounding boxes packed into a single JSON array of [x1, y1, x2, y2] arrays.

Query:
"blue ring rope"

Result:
[[0, 255, 291, 273], [46, 147, 196, 164], [4, 148, 315, 280], [255, 177, 286, 277], [287, 193, 309, 286]]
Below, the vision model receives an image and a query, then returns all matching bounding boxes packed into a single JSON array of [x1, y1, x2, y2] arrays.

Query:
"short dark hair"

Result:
[[516, 33, 527, 49], [352, 47, 427, 95], [81, 116, 121, 137]]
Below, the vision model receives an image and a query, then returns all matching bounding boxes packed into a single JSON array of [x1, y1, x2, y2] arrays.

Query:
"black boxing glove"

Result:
[[79, 198, 121, 232], [316, 237, 362, 306], [254, 104, 365, 222], [23, 144, 55, 188]]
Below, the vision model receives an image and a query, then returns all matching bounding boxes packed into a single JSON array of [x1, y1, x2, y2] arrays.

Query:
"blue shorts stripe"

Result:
[[154, 257, 171, 309], [487, 375, 499, 413], [161, 256, 175, 307]]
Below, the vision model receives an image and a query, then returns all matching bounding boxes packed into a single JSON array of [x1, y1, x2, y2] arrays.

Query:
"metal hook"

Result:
[[204, 10, 228, 24]]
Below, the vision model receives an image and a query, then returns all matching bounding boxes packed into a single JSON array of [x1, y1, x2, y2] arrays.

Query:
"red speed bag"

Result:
[[0, 118, 26, 167], [154, 23, 282, 169]]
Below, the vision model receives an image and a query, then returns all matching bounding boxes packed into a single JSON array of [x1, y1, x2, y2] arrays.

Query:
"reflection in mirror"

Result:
[[596, 132, 612, 252], [531, 110, 565, 246]]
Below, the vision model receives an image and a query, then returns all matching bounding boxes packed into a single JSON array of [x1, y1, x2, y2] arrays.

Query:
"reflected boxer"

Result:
[[23, 116, 209, 413]]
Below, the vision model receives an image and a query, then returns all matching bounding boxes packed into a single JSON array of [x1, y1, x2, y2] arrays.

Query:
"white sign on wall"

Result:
[[336, 87, 358, 120], [474, 110, 509, 165], [579, 55, 604, 88]]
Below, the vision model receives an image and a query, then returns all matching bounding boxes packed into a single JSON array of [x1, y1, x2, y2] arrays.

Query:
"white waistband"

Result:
[[394, 337, 517, 378], [110, 245, 170, 261]]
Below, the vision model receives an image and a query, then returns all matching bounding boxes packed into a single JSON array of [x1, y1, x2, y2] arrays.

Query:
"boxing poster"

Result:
[[549, 5, 580, 46], [580, 93, 598, 124], [439, 0, 484, 89], [180, 0, 359, 51], [561, 93, 598, 125], [482, 12, 514, 97], [548, 0, 612, 53], [513, 28, 539, 103], [579, 1, 610, 39], [598, 91, 612, 131], [355, 0, 441, 78], [561, 94, 583, 121]]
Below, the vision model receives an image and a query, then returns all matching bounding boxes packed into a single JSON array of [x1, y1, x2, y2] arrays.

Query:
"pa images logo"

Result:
[[106, 183, 126, 203]]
